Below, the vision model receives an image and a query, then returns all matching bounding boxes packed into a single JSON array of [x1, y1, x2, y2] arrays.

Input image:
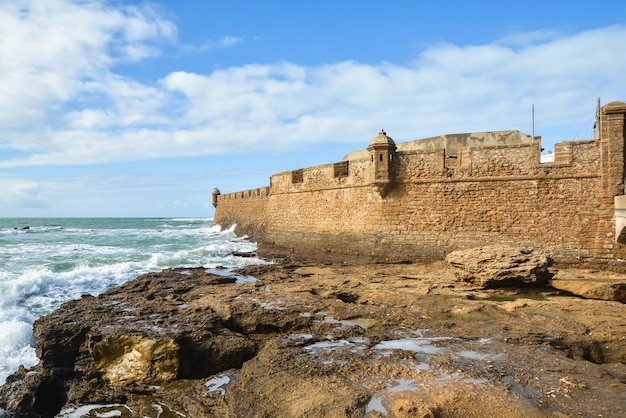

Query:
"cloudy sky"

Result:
[[1, 0, 625, 217]]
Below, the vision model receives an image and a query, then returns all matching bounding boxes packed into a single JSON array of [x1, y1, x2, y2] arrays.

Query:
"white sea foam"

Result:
[[0, 316, 38, 384], [0, 217, 263, 386], [0, 229, 22, 237], [56, 404, 131, 418]]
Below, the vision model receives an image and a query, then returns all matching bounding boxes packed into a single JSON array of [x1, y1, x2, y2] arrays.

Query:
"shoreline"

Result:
[[1, 257, 625, 417]]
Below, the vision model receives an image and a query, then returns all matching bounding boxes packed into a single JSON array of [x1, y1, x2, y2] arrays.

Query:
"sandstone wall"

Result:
[[214, 102, 626, 265], [260, 141, 604, 263], [213, 187, 269, 240]]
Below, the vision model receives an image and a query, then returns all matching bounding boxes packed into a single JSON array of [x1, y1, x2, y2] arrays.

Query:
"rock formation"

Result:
[[445, 245, 553, 287], [1, 260, 626, 417]]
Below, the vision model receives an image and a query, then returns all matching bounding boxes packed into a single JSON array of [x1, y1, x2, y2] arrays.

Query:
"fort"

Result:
[[213, 101, 626, 266]]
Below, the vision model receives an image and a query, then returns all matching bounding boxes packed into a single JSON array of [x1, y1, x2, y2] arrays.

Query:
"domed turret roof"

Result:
[[368, 130, 396, 148]]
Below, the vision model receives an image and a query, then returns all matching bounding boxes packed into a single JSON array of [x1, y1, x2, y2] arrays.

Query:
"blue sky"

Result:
[[1, 0, 625, 217]]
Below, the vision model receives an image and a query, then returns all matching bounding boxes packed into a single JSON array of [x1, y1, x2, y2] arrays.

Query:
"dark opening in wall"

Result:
[[334, 161, 349, 178], [292, 169, 303, 184]]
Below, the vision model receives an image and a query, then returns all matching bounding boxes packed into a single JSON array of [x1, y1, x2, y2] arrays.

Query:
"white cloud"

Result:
[[0, 170, 202, 216], [0, 0, 625, 169], [198, 35, 243, 52], [0, 0, 176, 152], [0, 181, 49, 209], [158, 26, 626, 153]]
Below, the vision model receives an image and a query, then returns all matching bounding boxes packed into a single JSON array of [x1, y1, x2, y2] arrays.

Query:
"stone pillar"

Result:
[[601, 102, 626, 196], [596, 102, 626, 257]]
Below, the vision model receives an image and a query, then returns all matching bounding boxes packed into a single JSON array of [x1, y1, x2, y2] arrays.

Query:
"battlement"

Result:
[[269, 133, 597, 195], [216, 186, 270, 202], [214, 102, 626, 265]]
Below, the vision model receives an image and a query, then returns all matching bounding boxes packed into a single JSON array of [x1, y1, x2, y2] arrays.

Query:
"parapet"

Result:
[[343, 130, 536, 162], [215, 186, 270, 203]]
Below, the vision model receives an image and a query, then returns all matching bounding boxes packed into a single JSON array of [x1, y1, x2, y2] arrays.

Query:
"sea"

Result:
[[0, 217, 264, 388]]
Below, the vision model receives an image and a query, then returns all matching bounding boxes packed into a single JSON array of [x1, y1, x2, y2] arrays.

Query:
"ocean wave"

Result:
[[0, 225, 64, 236], [145, 240, 262, 270], [0, 228, 29, 237], [0, 217, 260, 387], [2, 243, 263, 314], [169, 217, 214, 222], [1, 263, 142, 315], [0, 314, 38, 385]]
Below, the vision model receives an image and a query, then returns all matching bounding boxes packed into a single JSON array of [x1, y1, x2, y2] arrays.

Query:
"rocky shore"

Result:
[[1, 247, 626, 417]]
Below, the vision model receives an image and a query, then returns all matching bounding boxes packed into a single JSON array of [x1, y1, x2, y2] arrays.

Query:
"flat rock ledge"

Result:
[[1, 261, 626, 418], [549, 270, 626, 303]]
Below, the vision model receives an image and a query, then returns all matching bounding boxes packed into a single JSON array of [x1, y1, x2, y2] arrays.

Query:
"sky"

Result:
[[1, 0, 625, 218]]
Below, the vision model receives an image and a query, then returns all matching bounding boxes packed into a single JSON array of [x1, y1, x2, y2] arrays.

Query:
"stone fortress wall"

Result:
[[214, 102, 626, 265], [212, 186, 269, 240]]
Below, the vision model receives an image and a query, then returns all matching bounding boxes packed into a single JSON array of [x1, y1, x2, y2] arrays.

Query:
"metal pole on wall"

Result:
[[594, 97, 601, 141], [532, 105, 535, 142]]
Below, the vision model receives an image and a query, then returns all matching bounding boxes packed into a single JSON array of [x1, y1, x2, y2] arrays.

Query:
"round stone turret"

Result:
[[368, 130, 396, 148], [212, 187, 221, 208]]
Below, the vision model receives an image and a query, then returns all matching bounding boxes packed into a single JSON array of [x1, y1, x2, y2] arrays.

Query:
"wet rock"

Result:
[[0, 365, 68, 417], [230, 251, 257, 258], [0, 268, 258, 417], [446, 245, 553, 287]]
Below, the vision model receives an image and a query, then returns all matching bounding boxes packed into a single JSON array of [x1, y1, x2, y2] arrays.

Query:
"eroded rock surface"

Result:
[[1, 261, 625, 417], [549, 269, 626, 303], [446, 245, 553, 287]]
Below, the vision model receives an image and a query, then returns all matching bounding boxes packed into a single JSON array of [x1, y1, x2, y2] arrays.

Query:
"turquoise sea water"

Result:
[[0, 218, 262, 386]]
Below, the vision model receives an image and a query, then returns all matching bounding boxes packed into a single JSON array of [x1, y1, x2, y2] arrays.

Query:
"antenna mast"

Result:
[[532, 104, 535, 143], [594, 97, 601, 140]]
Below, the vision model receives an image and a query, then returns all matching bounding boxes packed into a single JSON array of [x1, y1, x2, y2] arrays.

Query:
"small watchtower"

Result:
[[212, 187, 221, 208], [367, 129, 397, 188]]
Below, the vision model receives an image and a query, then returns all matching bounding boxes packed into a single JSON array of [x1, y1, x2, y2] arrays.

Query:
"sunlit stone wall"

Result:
[[215, 103, 626, 265]]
